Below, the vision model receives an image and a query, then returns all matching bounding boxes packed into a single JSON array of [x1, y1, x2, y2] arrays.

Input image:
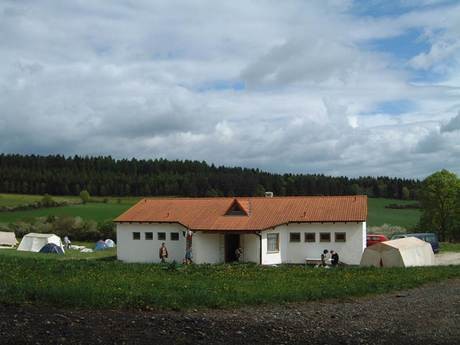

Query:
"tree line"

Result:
[[0, 154, 420, 199]]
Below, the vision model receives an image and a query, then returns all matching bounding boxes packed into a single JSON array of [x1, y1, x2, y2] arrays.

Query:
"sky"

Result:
[[0, 0, 459, 178]]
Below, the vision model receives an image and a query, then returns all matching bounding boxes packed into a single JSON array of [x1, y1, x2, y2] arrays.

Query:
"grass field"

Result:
[[0, 193, 80, 207], [0, 194, 421, 228], [367, 198, 420, 228], [0, 194, 140, 224], [440, 243, 460, 253], [0, 249, 458, 310]]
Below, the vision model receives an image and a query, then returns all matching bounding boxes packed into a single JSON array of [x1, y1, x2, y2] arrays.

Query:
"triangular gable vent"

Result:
[[225, 199, 249, 216]]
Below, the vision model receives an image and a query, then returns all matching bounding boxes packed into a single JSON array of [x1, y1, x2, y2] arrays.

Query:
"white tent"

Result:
[[360, 237, 435, 268], [17, 233, 65, 253], [105, 239, 116, 248], [0, 231, 18, 247]]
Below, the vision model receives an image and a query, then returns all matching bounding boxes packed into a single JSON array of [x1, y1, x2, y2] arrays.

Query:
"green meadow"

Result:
[[0, 249, 458, 310], [0, 193, 420, 228]]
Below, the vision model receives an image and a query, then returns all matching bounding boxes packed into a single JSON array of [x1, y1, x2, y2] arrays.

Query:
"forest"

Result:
[[0, 154, 420, 199]]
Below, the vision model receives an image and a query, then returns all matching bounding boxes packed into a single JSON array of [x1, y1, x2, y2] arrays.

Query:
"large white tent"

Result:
[[17, 233, 64, 253], [0, 231, 18, 247], [360, 237, 435, 268]]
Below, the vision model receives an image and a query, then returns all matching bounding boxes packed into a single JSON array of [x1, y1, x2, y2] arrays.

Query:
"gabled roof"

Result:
[[115, 195, 367, 231]]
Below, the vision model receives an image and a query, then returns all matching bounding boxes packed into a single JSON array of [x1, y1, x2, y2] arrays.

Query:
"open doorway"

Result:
[[225, 234, 240, 262]]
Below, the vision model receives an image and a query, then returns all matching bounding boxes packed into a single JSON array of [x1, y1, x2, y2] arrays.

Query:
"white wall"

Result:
[[261, 222, 366, 265], [117, 223, 186, 263], [192, 232, 221, 264], [241, 233, 260, 263], [261, 228, 284, 265], [117, 222, 366, 265]]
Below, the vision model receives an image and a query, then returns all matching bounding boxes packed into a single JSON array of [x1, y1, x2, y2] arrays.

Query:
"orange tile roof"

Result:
[[115, 195, 367, 231]]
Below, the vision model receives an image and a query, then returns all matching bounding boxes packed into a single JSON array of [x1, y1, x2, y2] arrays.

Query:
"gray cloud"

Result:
[[441, 111, 460, 132], [0, 1, 459, 178]]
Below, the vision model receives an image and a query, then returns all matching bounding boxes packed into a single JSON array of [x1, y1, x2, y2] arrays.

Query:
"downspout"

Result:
[[255, 232, 262, 265]]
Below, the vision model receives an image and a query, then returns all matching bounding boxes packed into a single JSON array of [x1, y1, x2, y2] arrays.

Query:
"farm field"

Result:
[[367, 197, 420, 228], [0, 194, 140, 224], [0, 193, 80, 207], [0, 194, 420, 228], [0, 249, 459, 310]]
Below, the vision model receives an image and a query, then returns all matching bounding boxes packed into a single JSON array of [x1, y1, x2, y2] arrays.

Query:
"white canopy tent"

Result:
[[17, 233, 64, 253], [360, 237, 435, 268], [0, 231, 18, 247]]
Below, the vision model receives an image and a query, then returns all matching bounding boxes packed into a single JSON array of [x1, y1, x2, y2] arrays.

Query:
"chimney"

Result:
[[265, 191, 274, 198]]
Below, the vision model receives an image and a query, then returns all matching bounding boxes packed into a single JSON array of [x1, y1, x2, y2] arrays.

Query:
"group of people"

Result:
[[158, 242, 193, 264], [320, 249, 340, 267]]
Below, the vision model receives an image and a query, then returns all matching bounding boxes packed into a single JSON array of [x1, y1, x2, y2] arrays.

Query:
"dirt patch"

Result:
[[1, 279, 459, 344], [435, 253, 460, 266]]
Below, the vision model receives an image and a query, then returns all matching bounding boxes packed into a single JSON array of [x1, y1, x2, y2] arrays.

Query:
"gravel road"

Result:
[[435, 252, 460, 265], [1, 279, 459, 345]]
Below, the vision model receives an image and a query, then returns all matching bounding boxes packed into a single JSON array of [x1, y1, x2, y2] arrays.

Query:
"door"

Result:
[[225, 234, 240, 262]]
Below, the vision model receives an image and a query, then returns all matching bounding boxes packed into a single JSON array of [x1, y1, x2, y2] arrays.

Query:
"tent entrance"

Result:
[[224, 234, 240, 262]]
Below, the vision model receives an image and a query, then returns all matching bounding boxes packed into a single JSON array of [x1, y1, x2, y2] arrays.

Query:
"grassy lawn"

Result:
[[0, 249, 459, 310], [367, 198, 420, 228], [440, 243, 460, 253]]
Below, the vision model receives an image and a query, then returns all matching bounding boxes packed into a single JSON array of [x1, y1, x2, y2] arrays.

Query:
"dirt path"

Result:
[[1, 279, 459, 345]]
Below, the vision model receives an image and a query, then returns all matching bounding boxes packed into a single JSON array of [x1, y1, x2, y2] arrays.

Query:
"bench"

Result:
[[305, 258, 322, 266]]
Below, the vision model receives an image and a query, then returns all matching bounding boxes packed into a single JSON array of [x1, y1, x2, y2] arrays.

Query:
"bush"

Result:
[[6, 216, 117, 242], [79, 190, 91, 204]]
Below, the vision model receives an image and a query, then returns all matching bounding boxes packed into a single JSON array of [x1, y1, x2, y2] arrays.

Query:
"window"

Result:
[[158, 232, 166, 241], [335, 232, 346, 242], [305, 233, 316, 242], [145, 232, 153, 240], [133, 232, 140, 240], [267, 233, 279, 252], [289, 232, 301, 242], [320, 232, 331, 242], [170, 232, 179, 241]]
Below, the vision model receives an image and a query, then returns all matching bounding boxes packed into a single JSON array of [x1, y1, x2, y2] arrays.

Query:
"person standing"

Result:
[[235, 247, 243, 262], [159, 242, 168, 263], [331, 250, 339, 266], [185, 246, 193, 264]]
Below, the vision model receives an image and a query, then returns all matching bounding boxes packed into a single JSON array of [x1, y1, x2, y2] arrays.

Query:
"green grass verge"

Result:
[[0, 249, 458, 310], [440, 243, 460, 253], [367, 198, 420, 228]]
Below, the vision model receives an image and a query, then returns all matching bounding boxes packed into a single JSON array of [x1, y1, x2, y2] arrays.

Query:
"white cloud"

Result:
[[0, 0, 459, 178]]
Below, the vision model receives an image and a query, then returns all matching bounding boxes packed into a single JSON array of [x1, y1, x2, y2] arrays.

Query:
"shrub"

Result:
[[79, 190, 91, 204]]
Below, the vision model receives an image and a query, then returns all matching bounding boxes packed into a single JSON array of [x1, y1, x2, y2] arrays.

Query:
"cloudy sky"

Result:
[[1, 0, 459, 178]]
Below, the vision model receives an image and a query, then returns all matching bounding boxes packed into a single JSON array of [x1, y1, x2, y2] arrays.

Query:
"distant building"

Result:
[[115, 195, 367, 265]]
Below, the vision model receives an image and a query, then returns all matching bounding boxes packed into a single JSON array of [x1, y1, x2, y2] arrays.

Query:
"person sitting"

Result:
[[331, 250, 339, 267], [320, 249, 329, 267], [64, 236, 71, 249]]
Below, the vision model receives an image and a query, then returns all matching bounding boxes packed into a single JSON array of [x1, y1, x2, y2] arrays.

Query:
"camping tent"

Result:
[[17, 233, 64, 253], [39, 243, 64, 254], [360, 237, 435, 268], [0, 231, 18, 247], [104, 239, 116, 248], [95, 240, 108, 251]]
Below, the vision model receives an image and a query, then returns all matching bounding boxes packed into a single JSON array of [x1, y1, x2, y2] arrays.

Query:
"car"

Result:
[[367, 234, 389, 247], [391, 233, 440, 253]]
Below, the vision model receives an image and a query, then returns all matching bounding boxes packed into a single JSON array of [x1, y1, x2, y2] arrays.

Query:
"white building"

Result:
[[115, 195, 367, 265]]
